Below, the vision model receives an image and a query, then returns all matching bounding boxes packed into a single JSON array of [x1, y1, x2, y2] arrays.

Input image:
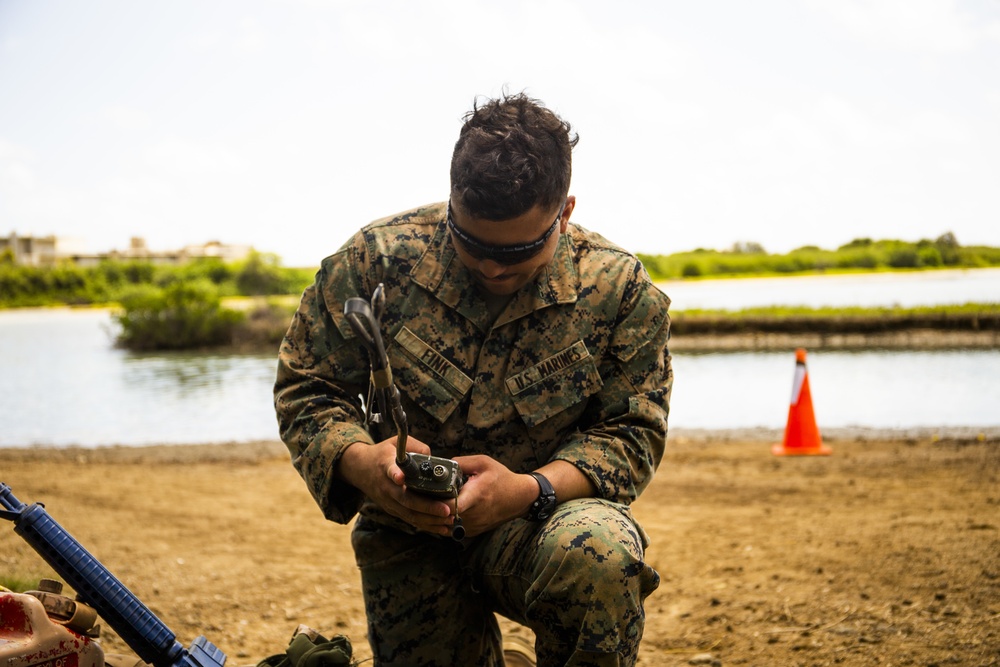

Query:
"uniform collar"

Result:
[[410, 203, 579, 330]]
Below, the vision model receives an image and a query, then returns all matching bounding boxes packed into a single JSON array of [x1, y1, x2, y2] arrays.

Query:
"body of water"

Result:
[[671, 349, 999, 431], [0, 308, 279, 446], [1, 269, 998, 447]]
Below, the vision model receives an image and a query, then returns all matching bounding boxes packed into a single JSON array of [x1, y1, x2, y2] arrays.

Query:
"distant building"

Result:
[[3, 233, 255, 267], [1, 232, 61, 266], [181, 240, 254, 263]]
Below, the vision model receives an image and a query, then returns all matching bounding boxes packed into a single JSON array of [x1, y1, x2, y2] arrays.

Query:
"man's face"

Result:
[[449, 196, 576, 296]]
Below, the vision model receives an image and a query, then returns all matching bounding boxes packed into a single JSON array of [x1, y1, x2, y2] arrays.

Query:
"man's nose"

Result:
[[478, 258, 506, 278]]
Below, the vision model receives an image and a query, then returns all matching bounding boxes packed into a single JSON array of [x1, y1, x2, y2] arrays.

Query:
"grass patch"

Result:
[[0, 574, 46, 593], [639, 234, 1000, 280], [670, 302, 1000, 335]]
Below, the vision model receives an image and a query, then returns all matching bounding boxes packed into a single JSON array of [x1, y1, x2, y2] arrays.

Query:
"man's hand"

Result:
[[336, 437, 456, 536], [451, 456, 600, 538], [450, 455, 538, 537]]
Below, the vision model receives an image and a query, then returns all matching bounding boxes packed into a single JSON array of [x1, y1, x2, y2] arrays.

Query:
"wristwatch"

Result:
[[526, 472, 557, 521]]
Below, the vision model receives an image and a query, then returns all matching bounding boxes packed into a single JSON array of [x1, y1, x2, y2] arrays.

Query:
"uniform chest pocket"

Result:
[[388, 326, 474, 424], [506, 341, 604, 429]]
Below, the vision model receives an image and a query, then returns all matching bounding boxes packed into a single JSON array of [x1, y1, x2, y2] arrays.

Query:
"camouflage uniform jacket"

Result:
[[274, 202, 673, 529]]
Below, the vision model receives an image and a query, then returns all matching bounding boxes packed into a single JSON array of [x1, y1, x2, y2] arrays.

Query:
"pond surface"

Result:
[[1, 270, 998, 447]]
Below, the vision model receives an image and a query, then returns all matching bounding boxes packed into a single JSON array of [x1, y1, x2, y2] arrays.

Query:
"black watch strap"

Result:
[[526, 472, 557, 522]]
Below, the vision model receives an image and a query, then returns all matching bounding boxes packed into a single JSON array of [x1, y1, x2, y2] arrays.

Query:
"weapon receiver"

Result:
[[1, 482, 227, 667]]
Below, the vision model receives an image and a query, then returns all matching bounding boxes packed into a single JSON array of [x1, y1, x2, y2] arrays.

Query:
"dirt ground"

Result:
[[2, 434, 997, 666]]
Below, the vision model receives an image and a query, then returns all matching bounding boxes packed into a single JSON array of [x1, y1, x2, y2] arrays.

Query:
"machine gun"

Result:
[[343, 284, 465, 539], [0, 481, 227, 667]]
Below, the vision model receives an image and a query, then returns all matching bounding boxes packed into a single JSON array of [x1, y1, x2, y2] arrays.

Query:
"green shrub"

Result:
[[231, 299, 297, 349], [836, 250, 879, 269], [838, 237, 873, 250], [113, 279, 244, 351], [121, 261, 156, 285], [681, 261, 702, 277], [888, 246, 920, 268], [917, 246, 943, 267], [0, 575, 42, 593], [235, 251, 289, 295]]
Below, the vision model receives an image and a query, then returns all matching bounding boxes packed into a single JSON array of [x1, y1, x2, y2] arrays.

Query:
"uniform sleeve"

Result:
[[553, 260, 672, 505], [273, 243, 376, 524]]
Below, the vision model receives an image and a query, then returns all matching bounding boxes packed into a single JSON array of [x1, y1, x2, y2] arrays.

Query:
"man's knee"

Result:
[[523, 500, 658, 663], [532, 501, 655, 605]]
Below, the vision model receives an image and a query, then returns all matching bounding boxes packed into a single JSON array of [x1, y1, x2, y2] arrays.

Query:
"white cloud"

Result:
[[0, 138, 37, 200], [0, 137, 33, 162], [142, 139, 246, 177], [988, 20, 1000, 41], [808, 0, 995, 53], [234, 16, 269, 54], [903, 109, 973, 145], [101, 105, 152, 132], [102, 174, 174, 205], [1, 161, 35, 191], [986, 90, 1000, 113]]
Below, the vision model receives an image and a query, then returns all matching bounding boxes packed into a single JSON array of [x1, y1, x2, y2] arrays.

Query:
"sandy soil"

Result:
[[2, 434, 997, 666]]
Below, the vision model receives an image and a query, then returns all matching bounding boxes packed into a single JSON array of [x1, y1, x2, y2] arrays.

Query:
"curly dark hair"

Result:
[[449, 92, 579, 221]]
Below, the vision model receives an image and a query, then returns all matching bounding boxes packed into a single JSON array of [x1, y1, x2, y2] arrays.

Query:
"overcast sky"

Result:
[[2, 0, 998, 268]]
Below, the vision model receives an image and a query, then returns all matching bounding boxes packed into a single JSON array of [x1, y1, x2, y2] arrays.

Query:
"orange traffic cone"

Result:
[[772, 348, 831, 456]]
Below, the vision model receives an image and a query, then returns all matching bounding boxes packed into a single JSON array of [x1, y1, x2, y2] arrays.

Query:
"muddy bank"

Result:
[[668, 309, 1000, 351], [669, 328, 1000, 351]]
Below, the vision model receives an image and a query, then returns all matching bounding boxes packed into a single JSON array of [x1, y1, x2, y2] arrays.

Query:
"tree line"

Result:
[[0, 250, 314, 308], [0, 251, 316, 351], [4, 233, 998, 351], [638, 232, 1000, 280]]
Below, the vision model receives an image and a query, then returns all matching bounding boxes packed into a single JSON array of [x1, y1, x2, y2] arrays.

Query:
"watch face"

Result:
[[531, 493, 556, 521]]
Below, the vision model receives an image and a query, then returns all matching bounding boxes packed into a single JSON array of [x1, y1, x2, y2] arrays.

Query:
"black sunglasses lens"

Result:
[[469, 245, 543, 266], [448, 204, 561, 266]]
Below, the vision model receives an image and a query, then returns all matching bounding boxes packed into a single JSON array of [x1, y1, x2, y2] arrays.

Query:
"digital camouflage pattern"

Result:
[[274, 202, 673, 665], [351, 498, 658, 666]]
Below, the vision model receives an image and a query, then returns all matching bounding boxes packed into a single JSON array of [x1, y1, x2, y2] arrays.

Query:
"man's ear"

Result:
[[560, 196, 577, 232]]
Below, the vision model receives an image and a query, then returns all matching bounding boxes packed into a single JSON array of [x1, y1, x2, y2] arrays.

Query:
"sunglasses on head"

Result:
[[447, 202, 565, 266]]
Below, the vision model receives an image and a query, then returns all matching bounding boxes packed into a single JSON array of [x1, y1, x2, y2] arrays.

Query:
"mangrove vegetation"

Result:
[[638, 233, 1000, 280], [2, 233, 998, 351]]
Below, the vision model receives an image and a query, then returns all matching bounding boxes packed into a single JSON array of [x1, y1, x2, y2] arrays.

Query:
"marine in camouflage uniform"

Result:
[[274, 94, 672, 667]]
